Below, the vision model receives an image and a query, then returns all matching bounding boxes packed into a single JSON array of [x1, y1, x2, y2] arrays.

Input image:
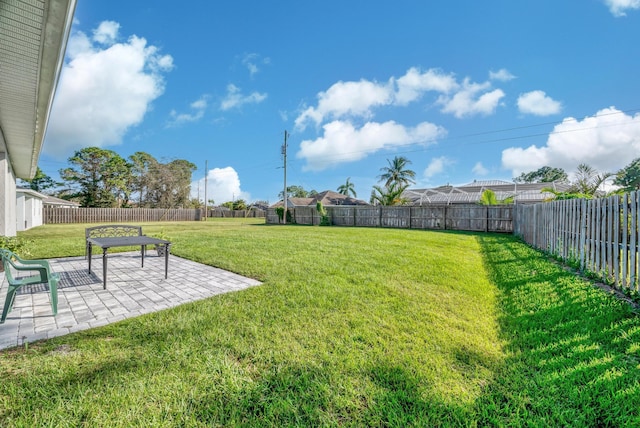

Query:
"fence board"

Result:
[[207, 209, 265, 218], [613, 195, 620, 285], [580, 199, 587, 270], [331, 207, 355, 226], [631, 192, 638, 290], [410, 206, 446, 230], [44, 207, 202, 224], [514, 191, 640, 292], [266, 204, 514, 233]]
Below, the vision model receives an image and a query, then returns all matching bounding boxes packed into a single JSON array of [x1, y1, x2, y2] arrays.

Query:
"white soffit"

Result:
[[0, 0, 76, 179]]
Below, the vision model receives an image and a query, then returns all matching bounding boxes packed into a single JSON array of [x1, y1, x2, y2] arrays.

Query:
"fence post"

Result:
[[444, 205, 448, 230], [485, 206, 489, 233]]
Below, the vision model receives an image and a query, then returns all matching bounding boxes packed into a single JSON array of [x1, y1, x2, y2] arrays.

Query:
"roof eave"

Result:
[[26, 0, 77, 179], [2, 0, 77, 180]]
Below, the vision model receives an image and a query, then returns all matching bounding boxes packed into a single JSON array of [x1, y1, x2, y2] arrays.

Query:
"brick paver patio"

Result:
[[0, 252, 261, 350]]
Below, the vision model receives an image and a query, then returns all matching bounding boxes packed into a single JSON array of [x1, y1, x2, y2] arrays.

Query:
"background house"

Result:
[[272, 190, 370, 208], [42, 195, 80, 209], [0, 0, 77, 236], [404, 180, 571, 205]]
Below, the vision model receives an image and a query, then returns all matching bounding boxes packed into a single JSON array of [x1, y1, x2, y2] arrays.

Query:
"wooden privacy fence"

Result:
[[514, 191, 639, 291], [266, 204, 513, 232], [207, 209, 265, 218], [44, 207, 202, 224]]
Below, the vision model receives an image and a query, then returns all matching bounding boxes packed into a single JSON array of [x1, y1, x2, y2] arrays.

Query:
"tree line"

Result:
[[22, 147, 197, 208], [26, 147, 640, 209]]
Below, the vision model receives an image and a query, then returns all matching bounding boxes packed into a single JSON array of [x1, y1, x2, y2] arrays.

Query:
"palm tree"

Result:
[[479, 189, 498, 205], [542, 163, 614, 200], [369, 182, 409, 206], [571, 163, 613, 196], [337, 177, 357, 197], [377, 156, 416, 188], [478, 189, 514, 205]]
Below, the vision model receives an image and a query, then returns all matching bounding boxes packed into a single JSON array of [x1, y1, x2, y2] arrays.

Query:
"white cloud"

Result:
[[294, 79, 393, 130], [45, 22, 174, 157], [394, 67, 458, 105], [489, 68, 516, 81], [472, 162, 489, 176], [241, 53, 270, 77], [294, 67, 506, 131], [297, 120, 446, 171], [604, 0, 640, 16], [93, 21, 119, 44], [220, 84, 267, 110], [438, 79, 505, 118], [424, 156, 454, 178], [167, 95, 209, 127], [192, 166, 250, 204], [517, 90, 562, 116], [502, 107, 640, 176]]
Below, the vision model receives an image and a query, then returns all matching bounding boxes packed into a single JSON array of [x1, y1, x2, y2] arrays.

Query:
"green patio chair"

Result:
[[0, 249, 59, 324]]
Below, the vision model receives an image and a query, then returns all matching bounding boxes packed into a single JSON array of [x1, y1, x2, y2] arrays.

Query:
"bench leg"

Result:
[[164, 243, 170, 279], [102, 248, 108, 290], [88, 242, 92, 274]]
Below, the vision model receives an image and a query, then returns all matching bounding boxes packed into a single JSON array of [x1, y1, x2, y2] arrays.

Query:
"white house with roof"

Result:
[[42, 194, 80, 209], [0, 0, 77, 236], [271, 190, 370, 208]]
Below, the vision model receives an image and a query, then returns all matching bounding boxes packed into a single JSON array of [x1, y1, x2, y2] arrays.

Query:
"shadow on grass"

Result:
[[475, 233, 640, 427]]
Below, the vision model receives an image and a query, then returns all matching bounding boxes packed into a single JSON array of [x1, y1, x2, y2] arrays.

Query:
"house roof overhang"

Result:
[[0, 0, 77, 179], [16, 187, 45, 199]]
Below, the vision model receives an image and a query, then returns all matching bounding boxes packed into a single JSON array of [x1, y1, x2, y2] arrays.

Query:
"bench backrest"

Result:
[[85, 225, 143, 240]]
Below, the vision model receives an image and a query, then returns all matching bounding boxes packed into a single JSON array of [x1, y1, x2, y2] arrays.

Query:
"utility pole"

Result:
[[204, 160, 208, 221], [282, 130, 288, 224]]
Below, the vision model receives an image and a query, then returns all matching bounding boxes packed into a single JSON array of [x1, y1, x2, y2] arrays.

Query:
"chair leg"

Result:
[[1, 285, 17, 324], [49, 279, 59, 316]]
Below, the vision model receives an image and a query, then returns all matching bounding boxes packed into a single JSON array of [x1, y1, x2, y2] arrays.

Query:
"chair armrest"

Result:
[[5, 257, 49, 282], [6, 251, 53, 273], [13, 258, 49, 267]]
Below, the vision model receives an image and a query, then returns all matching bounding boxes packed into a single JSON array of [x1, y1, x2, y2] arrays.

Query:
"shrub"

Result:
[[316, 202, 330, 226], [0, 236, 33, 258]]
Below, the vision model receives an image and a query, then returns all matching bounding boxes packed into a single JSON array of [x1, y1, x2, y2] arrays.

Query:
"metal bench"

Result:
[[85, 225, 170, 289], [0, 249, 60, 324], [85, 225, 142, 258]]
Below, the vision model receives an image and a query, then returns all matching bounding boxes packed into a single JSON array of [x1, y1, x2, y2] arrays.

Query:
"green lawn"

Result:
[[1, 219, 639, 426]]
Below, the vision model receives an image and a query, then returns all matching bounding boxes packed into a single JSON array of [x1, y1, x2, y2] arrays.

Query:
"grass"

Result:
[[0, 219, 639, 426]]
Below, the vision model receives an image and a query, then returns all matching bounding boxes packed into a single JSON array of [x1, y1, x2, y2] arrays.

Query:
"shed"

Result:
[[16, 188, 45, 231]]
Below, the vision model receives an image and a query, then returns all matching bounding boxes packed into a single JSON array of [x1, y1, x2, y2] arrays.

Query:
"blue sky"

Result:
[[39, 0, 640, 204]]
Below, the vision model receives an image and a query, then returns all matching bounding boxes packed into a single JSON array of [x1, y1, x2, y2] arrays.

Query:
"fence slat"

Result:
[[611, 195, 620, 283], [512, 191, 639, 292], [631, 192, 638, 290], [266, 204, 514, 232], [44, 207, 204, 224]]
